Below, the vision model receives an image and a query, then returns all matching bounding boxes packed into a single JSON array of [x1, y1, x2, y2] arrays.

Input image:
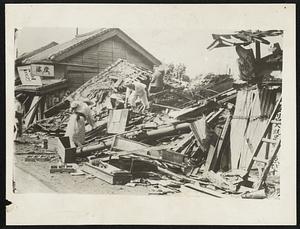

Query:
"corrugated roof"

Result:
[[16, 41, 59, 64]]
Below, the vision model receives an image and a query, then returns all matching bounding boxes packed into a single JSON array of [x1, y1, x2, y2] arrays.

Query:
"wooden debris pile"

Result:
[[26, 59, 192, 133], [23, 59, 281, 199]]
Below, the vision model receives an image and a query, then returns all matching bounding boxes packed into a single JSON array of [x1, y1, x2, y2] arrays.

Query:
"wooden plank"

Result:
[[205, 126, 223, 171], [230, 89, 255, 169], [207, 108, 224, 123], [190, 117, 207, 152], [172, 133, 194, 153], [211, 114, 232, 170], [82, 162, 132, 185]]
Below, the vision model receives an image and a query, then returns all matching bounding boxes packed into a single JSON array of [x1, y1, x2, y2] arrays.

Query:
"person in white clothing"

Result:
[[125, 81, 149, 112], [65, 100, 95, 147]]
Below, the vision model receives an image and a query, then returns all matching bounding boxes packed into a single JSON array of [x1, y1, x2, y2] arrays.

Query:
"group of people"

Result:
[[65, 64, 167, 147], [122, 64, 166, 112]]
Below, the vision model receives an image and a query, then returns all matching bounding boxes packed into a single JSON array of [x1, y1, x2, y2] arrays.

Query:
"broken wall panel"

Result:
[[230, 88, 255, 169], [107, 109, 129, 134]]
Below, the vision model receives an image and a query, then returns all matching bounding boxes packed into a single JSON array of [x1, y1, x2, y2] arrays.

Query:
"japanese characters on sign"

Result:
[[31, 64, 54, 77]]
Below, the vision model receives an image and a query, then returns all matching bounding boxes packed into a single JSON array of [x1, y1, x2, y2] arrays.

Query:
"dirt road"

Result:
[[13, 136, 152, 195]]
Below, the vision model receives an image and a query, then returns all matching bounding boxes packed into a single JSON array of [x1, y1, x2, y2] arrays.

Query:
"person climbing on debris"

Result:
[[124, 80, 149, 112], [14, 94, 25, 140], [81, 98, 96, 129], [149, 65, 166, 94], [65, 100, 95, 147]]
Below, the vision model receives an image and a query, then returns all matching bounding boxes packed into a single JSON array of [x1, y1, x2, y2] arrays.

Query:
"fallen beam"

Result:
[[76, 138, 113, 154], [144, 122, 191, 138]]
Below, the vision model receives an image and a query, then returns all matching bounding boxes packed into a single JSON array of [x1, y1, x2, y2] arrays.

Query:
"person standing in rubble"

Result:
[[149, 65, 166, 94], [124, 81, 149, 112], [65, 100, 95, 147], [14, 94, 25, 139]]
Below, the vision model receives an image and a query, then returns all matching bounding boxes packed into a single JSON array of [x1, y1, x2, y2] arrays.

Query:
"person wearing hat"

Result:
[[14, 94, 25, 139], [65, 100, 95, 147], [124, 80, 149, 112]]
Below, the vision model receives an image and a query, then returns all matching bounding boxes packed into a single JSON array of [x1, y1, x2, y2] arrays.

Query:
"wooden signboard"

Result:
[[18, 65, 42, 86], [31, 64, 54, 77]]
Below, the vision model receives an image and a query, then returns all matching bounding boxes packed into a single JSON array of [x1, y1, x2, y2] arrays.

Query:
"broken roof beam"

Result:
[[175, 100, 219, 120], [207, 30, 283, 51]]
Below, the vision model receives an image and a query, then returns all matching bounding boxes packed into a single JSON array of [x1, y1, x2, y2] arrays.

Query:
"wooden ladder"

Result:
[[245, 96, 281, 190]]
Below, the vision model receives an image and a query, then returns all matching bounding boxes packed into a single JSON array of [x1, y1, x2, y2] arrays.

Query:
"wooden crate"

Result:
[[111, 135, 150, 152], [57, 136, 76, 163]]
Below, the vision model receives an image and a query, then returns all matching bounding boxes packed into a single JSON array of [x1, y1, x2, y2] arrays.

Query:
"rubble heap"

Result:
[[23, 57, 281, 199]]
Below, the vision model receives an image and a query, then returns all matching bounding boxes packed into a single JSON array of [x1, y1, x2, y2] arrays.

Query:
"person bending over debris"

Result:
[[125, 81, 150, 112], [80, 98, 96, 129], [65, 100, 95, 147]]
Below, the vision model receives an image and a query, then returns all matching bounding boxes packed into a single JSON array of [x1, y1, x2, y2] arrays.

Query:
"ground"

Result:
[[13, 135, 150, 195], [13, 134, 279, 198]]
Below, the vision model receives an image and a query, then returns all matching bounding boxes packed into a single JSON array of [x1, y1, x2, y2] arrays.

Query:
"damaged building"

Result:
[[15, 28, 161, 127], [14, 29, 282, 199]]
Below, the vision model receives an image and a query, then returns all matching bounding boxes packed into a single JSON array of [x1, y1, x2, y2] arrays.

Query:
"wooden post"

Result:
[[255, 41, 261, 60], [265, 128, 271, 160], [37, 96, 45, 120]]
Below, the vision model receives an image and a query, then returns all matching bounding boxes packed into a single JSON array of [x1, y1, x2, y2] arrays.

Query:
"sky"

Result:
[[14, 5, 283, 78]]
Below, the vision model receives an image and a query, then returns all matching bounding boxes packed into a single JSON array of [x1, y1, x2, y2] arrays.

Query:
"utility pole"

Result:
[[14, 28, 18, 58], [75, 27, 79, 37]]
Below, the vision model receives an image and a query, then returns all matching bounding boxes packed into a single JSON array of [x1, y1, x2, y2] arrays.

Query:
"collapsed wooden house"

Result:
[[15, 28, 161, 128]]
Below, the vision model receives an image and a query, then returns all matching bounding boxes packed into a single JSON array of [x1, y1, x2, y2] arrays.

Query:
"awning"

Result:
[[15, 79, 68, 95]]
